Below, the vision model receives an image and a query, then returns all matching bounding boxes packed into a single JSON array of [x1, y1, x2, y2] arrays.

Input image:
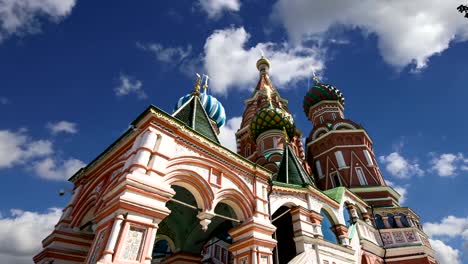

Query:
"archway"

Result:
[[272, 206, 296, 264], [153, 186, 240, 263], [320, 209, 338, 244]]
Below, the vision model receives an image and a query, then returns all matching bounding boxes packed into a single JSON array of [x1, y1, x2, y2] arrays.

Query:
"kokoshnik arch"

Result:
[[34, 56, 438, 264]]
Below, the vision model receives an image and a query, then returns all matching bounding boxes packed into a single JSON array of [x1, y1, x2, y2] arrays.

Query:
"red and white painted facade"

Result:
[[35, 57, 437, 264]]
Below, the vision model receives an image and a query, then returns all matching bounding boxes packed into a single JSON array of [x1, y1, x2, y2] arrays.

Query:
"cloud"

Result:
[[386, 180, 408, 203], [379, 152, 424, 179], [114, 73, 147, 99], [0, 208, 61, 264], [424, 215, 468, 263], [198, 0, 240, 19], [429, 239, 461, 264], [204, 27, 325, 95], [272, 0, 468, 70], [137, 42, 192, 64], [46, 121, 78, 134], [431, 153, 467, 177], [33, 157, 85, 181], [218, 116, 242, 152], [0, 130, 53, 168], [0, 0, 76, 43]]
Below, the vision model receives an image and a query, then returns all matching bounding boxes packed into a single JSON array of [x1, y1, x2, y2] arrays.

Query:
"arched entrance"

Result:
[[153, 185, 239, 263], [272, 206, 296, 264]]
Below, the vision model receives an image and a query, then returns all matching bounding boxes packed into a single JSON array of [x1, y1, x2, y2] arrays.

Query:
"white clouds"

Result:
[[424, 216, 468, 264], [0, 129, 85, 181], [0, 130, 53, 168], [431, 153, 467, 177], [429, 239, 461, 264], [218, 116, 242, 152], [0, 208, 61, 263], [0, 0, 76, 43], [272, 0, 468, 70], [198, 0, 240, 19], [114, 73, 147, 99], [33, 157, 85, 181], [379, 152, 424, 179], [47, 121, 78, 134], [137, 42, 192, 64], [424, 215, 468, 239], [386, 180, 408, 203], [204, 27, 324, 95]]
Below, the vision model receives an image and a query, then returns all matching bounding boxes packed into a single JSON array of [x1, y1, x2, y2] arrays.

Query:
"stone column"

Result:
[[309, 210, 324, 238], [382, 216, 392, 229], [99, 214, 125, 262], [290, 206, 315, 253], [229, 218, 276, 264], [345, 203, 359, 223], [362, 211, 373, 225], [332, 224, 350, 247], [394, 215, 404, 228]]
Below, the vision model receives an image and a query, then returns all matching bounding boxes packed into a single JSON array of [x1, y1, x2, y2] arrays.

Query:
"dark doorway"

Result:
[[272, 206, 296, 264]]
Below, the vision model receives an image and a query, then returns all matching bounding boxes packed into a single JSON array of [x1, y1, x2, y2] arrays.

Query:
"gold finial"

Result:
[[202, 74, 209, 92], [193, 73, 201, 95], [312, 70, 319, 83], [282, 127, 290, 143]]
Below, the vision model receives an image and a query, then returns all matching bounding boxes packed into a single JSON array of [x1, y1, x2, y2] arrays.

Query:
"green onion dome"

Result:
[[250, 105, 295, 141], [303, 83, 345, 116]]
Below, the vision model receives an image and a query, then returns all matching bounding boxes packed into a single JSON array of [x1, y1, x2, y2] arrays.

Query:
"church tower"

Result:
[[303, 78, 400, 206], [236, 56, 307, 173]]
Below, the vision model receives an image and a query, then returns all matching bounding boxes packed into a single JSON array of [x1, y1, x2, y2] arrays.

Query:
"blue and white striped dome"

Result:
[[175, 92, 226, 128]]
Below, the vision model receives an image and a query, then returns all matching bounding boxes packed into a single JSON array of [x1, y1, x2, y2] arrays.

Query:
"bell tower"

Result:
[[304, 79, 400, 206]]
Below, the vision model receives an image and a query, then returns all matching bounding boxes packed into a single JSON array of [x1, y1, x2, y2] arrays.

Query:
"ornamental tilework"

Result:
[[381, 232, 393, 245], [392, 231, 405, 243], [121, 226, 145, 261], [404, 231, 417, 242]]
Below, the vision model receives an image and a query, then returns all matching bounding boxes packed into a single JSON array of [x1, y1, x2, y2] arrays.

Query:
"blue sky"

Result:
[[0, 0, 467, 263]]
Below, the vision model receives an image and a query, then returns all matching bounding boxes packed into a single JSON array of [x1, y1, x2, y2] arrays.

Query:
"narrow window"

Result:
[[315, 160, 324, 178], [273, 137, 278, 148], [332, 113, 336, 120], [320, 115, 324, 124], [334, 151, 346, 168], [245, 144, 251, 157], [355, 167, 368, 185], [331, 172, 341, 187], [363, 149, 374, 166]]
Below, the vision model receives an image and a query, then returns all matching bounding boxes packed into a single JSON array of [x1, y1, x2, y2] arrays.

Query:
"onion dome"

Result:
[[303, 83, 345, 116], [175, 90, 226, 128], [250, 105, 295, 141]]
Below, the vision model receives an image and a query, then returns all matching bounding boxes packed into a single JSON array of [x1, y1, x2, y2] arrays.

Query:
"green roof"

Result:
[[275, 144, 314, 186], [173, 95, 220, 144], [323, 187, 346, 203]]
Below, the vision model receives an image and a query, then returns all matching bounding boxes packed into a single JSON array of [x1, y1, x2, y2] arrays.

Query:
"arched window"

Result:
[[375, 214, 385, 229], [320, 209, 338, 244], [343, 207, 352, 227]]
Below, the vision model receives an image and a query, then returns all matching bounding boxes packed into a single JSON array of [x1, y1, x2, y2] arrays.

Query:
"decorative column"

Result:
[[99, 214, 125, 263], [309, 210, 324, 238], [345, 203, 359, 224], [381, 216, 392, 229], [332, 224, 350, 247], [228, 218, 277, 264], [128, 129, 159, 174], [290, 206, 315, 253], [394, 214, 404, 228], [361, 211, 373, 225]]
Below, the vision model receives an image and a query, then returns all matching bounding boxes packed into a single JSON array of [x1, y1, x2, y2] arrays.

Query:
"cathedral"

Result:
[[34, 56, 438, 264]]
